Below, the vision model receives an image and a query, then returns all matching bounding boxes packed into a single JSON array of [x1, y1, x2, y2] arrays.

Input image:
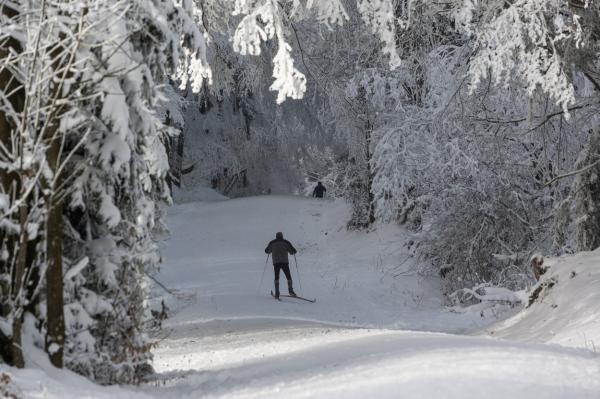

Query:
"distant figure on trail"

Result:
[[265, 232, 297, 299], [312, 181, 326, 198]]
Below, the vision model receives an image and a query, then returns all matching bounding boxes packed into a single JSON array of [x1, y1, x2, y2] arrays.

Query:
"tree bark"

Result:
[[0, 2, 27, 367], [365, 121, 375, 225], [575, 128, 600, 251], [44, 27, 71, 368], [45, 120, 65, 367], [12, 203, 29, 368]]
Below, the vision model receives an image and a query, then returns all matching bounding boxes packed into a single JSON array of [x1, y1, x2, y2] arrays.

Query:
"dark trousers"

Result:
[[273, 263, 292, 281]]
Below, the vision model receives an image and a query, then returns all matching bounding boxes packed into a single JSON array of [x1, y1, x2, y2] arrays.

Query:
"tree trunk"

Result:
[[11, 203, 29, 368], [365, 122, 375, 225], [44, 27, 71, 367], [0, 2, 27, 367], [46, 194, 65, 367], [45, 126, 65, 367], [575, 128, 600, 251]]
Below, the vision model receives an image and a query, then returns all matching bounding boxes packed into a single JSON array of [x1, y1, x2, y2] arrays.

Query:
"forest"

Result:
[[1, 0, 599, 394]]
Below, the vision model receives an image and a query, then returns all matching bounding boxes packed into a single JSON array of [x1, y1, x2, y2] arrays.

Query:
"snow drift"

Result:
[[484, 249, 600, 350]]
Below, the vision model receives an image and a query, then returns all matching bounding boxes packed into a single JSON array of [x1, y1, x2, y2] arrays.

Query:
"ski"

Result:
[[271, 291, 316, 303], [270, 290, 281, 301], [281, 294, 316, 303]]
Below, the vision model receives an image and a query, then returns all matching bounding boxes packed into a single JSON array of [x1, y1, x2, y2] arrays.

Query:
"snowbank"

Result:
[[0, 313, 149, 398], [141, 327, 600, 399], [0, 366, 149, 399], [483, 249, 600, 350]]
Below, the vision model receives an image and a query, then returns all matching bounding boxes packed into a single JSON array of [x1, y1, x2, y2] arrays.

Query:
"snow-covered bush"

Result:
[[369, 2, 597, 295]]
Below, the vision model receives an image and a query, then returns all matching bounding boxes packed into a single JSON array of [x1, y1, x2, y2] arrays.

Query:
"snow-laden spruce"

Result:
[[0, 0, 210, 382]]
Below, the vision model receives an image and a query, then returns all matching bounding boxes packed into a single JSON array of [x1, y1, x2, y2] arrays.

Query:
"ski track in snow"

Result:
[[136, 195, 600, 399]]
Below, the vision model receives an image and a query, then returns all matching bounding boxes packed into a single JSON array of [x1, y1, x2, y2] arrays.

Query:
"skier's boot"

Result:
[[287, 280, 297, 297], [274, 280, 280, 299]]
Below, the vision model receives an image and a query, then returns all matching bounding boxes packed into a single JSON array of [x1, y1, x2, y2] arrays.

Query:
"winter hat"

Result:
[[276, 232, 283, 239]]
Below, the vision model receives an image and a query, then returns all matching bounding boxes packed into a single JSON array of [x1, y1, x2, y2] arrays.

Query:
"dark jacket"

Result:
[[313, 184, 326, 198], [265, 238, 297, 264]]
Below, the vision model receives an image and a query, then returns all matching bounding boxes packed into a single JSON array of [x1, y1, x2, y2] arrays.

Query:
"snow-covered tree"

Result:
[[0, 0, 210, 381], [454, 1, 600, 253]]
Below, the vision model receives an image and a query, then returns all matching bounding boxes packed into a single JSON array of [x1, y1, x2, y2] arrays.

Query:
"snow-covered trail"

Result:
[[156, 195, 480, 331], [140, 195, 600, 399]]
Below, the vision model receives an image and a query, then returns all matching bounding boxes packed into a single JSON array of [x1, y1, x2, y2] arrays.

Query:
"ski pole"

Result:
[[258, 254, 270, 295], [293, 254, 303, 296]]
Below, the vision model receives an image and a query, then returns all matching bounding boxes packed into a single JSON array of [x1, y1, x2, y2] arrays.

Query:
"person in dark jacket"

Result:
[[265, 232, 297, 298], [312, 181, 326, 198]]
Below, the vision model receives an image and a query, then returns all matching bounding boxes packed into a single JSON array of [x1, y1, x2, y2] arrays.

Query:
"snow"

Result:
[[142, 192, 600, 398], [171, 185, 229, 204], [99, 192, 121, 228], [155, 194, 483, 331], [0, 319, 10, 337], [144, 329, 600, 399], [47, 343, 60, 355], [64, 257, 89, 281], [4, 191, 600, 398], [483, 249, 600, 350], [0, 193, 8, 212], [455, 283, 524, 304], [1, 366, 151, 399]]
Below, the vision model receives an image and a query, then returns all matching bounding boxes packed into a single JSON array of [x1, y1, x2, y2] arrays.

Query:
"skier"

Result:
[[312, 181, 326, 198], [265, 232, 297, 298]]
